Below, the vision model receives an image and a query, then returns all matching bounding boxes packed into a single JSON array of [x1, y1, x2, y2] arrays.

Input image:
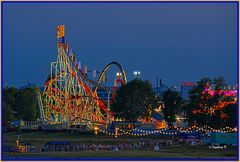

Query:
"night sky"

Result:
[[3, 2, 238, 89]]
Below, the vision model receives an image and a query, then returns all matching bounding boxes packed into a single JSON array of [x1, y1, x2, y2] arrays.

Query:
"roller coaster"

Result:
[[38, 25, 127, 130], [36, 26, 237, 133]]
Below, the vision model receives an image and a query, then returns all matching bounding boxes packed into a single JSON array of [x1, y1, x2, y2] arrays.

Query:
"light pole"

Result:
[[16, 140, 19, 147], [116, 72, 122, 79], [134, 71, 141, 79], [115, 127, 119, 139], [94, 126, 99, 143], [106, 90, 110, 131]]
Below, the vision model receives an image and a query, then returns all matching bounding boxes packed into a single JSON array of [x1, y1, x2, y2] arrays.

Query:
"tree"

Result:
[[212, 76, 226, 105], [213, 76, 226, 91], [3, 103, 14, 129], [208, 76, 227, 129], [223, 103, 237, 128], [163, 89, 183, 128], [3, 87, 18, 112], [111, 79, 159, 123], [210, 110, 223, 129], [185, 76, 236, 128], [3, 86, 41, 127], [186, 78, 213, 126], [3, 87, 18, 129], [15, 87, 39, 121]]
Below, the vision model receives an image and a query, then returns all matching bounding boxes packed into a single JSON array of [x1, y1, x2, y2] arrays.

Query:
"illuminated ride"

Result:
[[192, 85, 237, 119], [93, 62, 127, 102], [38, 26, 127, 130], [112, 78, 125, 101]]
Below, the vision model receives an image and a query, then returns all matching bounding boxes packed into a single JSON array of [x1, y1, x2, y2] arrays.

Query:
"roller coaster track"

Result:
[[41, 37, 126, 129]]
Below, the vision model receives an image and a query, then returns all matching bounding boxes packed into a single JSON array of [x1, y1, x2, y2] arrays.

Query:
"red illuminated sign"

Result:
[[181, 82, 195, 86]]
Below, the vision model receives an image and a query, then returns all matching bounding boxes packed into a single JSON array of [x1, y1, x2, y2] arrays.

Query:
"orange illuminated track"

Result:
[[41, 31, 126, 129]]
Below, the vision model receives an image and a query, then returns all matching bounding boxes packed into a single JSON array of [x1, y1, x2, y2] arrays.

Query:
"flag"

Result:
[[78, 62, 81, 70], [92, 69, 96, 78], [61, 37, 65, 43], [71, 52, 75, 62], [84, 66, 88, 74], [74, 60, 78, 66], [66, 43, 70, 53], [65, 43, 69, 53], [103, 74, 107, 82], [68, 48, 73, 56], [57, 25, 65, 39]]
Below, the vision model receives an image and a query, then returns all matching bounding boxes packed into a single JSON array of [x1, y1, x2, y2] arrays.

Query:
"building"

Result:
[[154, 79, 178, 99], [181, 82, 195, 101]]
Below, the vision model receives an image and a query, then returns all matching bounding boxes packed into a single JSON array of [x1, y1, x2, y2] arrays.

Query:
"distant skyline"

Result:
[[3, 2, 238, 89]]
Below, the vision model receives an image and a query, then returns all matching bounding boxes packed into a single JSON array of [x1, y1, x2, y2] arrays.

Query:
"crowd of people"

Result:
[[5, 137, 202, 153], [41, 139, 184, 152]]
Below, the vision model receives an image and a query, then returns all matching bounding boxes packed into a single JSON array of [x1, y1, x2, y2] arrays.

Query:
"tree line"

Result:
[[183, 77, 237, 129], [112, 77, 237, 129], [3, 76, 237, 129], [3, 86, 40, 128]]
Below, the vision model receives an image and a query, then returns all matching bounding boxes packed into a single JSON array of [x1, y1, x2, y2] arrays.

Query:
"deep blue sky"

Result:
[[3, 2, 238, 89]]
